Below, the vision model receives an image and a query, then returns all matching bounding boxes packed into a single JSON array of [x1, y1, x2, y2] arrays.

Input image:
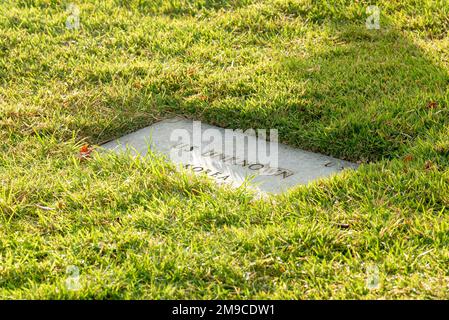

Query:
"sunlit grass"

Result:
[[0, 0, 448, 299]]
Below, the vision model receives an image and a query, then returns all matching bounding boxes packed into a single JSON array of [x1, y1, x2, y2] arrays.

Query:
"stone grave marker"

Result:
[[101, 117, 358, 194]]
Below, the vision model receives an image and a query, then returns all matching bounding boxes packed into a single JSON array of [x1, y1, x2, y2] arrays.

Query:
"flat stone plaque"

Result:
[[101, 117, 358, 194]]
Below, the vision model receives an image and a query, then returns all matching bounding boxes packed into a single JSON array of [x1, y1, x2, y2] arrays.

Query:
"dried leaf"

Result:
[[426, 101, 438, 109], [424, 160, 434, 171], [133, 81, 143, 89], [56, 201, 65, 209], [403, 154, 414, 162], [186, 67, 197, 76]]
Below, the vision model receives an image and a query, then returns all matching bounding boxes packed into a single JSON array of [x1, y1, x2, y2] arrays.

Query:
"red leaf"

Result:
[[80, 144, 89, 153], [79, 144, 93, 160]]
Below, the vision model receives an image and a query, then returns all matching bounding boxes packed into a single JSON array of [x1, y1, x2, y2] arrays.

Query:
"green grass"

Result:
[[0, 0, 448, 299]]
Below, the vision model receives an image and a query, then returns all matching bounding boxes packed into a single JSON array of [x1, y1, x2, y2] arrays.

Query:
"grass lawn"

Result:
[[0, 0, 448, 299]]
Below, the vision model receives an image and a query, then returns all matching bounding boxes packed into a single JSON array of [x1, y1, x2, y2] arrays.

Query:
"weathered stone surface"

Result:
[[101, 117, 358, 194]]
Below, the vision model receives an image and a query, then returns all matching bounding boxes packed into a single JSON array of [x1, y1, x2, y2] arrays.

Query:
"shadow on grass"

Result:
[[196, 24, 448, 162], [77, 17, 448, 163]]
